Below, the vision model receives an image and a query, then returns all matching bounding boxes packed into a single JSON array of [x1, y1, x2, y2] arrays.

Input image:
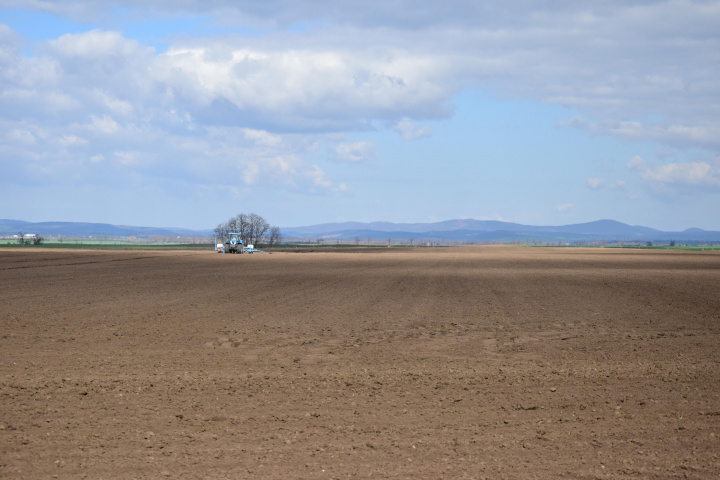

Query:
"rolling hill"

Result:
[[2, 218, 718, 243]]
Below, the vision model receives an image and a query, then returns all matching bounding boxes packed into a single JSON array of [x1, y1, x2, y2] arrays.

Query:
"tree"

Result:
[[214, 222, 229, 241], [33, 236, 44, 245], [215, 213, 278, 247], [246, 213, 270, 246], [17, 232, 26, 245], [267, 226, 283, 246]]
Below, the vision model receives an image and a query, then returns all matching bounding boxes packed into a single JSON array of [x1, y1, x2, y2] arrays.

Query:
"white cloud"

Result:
[[58, 135, 88, 146], [6, 129, 36, 145], [586, 177, 604, 189], [587, 177, 626, 190], [609, 180, 626, 190], [334, 141, 375, 162], [242, 161, 261, 185], [114, 151, 141, 166], [478, 213, 509, 222], [309, 164, 332, 188], [627, 155, 645, 171], [48, 30, 144, 58], [93, 90, 134, 116], [149, 44, 457, 130], [4, 3, 720, 147], [560, 117, 720, 150], [394, 117, 432, 140], [2, 1, 720, 219], [307, 164, 347, 193], [89, 115, 119, 134], [556, 203, 573, 212], [244, 129, 282, 146], [627, 155, 720, 188]]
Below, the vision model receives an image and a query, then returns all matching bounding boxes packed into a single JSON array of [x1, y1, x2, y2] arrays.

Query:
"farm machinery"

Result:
[[216, 232, 270, 254], [224, 232, 244, 253]]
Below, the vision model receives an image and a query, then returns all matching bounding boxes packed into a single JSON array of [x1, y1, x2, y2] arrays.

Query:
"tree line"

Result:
[[16, 232, 44, 245], [214, 213, 282, 247]]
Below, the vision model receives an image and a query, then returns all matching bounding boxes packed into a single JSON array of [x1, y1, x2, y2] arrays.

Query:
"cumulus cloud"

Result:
[[58, 135, 88, 146], [586, 177, 605, 189], [89, 115, 119, 134], [6, 1, 719, 141], [244, 129, 282, 146], [627, 155, 720, 188], [308, 165, 345, 192], [47, 30, 143, 58], [394, 117, 432, 140], [6, 129, 36, 145], [334, 141, 375, 162], [148, 43, 459, 131], [2, 1, 720, 209], [560, 116, 720, 150], [587, 177, 626, 190], [5, 2, 720, 141]]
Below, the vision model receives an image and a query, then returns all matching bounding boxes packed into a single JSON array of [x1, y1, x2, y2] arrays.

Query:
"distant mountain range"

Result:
[[2, 218, 719, 243], [0, 219, 213, 238], [281, 219, 720, 243]]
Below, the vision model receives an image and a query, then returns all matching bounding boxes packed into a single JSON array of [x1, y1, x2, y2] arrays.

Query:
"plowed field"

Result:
[[1, 246, 719, 479]]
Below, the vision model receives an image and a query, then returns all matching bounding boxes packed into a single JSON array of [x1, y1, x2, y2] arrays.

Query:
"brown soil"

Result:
[[1, 246, 719, 479]]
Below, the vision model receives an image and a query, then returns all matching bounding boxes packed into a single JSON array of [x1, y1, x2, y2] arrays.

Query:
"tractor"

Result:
[[217, 232, 270, 254], [224, 232, 244, 253]]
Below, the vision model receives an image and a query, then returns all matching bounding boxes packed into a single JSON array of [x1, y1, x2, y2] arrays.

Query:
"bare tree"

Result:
[[226, 213, 249, 241], [246, 213, 270, 245], [214, 222, 229, 242], [267, 226, 283, 246], [216, 213, 279, 247]]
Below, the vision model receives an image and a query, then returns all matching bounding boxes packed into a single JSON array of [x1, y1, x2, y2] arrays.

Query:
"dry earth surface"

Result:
[[1, 246, 719, 479]]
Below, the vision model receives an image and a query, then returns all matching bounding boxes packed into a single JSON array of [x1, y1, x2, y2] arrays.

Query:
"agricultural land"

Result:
[[1, 246, 719, 478]]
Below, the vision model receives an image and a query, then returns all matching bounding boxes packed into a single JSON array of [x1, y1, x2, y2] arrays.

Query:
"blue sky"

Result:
[[1, 1, 719, 231]]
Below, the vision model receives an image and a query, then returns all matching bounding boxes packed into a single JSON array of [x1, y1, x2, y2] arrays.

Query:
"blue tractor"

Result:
[[224, 232, 244, 254]]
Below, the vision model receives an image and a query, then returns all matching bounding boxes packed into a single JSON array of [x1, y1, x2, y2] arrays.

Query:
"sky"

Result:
[[1, 1, 719, 231]]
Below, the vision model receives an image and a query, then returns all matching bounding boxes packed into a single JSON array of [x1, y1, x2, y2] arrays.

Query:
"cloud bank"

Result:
[[1, 0, 719, 227]]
